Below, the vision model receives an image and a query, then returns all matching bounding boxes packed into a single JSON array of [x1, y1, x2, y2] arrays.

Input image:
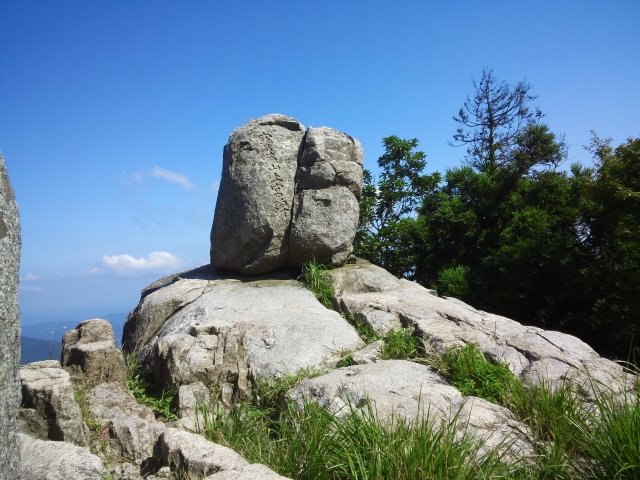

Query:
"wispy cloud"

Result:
[[76, 267, 105, 276], [20, 274, 42, 281], [101, 251, 184, 277], [20, 285, 43, 292], [151, 167, 194, 191]]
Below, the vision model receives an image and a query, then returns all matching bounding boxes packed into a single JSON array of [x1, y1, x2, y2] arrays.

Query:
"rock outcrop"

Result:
[[290, 360, 533, 461], [61, 318, 127, 387], [325, 259, 630, 397], [0, 152, 21, 480], [123, 265, 362, 407], [210, 115, 363, 274], [20, 434, 103, 480], [19, 360, 88, 446]]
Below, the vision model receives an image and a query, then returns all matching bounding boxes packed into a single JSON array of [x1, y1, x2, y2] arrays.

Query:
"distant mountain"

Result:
[[21, 336, 62, 365]]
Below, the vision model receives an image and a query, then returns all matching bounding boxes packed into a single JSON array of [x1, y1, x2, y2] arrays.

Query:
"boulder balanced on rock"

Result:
[[210, 114, 363, 274]]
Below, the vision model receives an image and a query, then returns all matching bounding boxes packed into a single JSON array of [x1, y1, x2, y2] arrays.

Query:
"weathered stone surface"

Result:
[[109, 413, 166, 464], [205, 463, 291, 480], [61, 318, 126, 388], [20, 434, 103, 480], [0, 151, 21, 479], [123, 265, 362, 407], [177, 381, 211, 419], [157, 428, 249, 477], [210, 114, 306, 274], [350, 340, 383, 365], [290, 360, 533, 461], [295, 126, 364, 198], [287, 127, 363, 266], [288, 186, 359, 266], [88, 382, 155, 423], [19, 360, 88, 446], [326, 260, 631, 397]]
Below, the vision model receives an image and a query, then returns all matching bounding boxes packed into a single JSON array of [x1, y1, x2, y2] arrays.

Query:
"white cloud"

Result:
[[211, 180, 220, 192], [20, 274, 42, 281], [151, 167, 194, 191], [101, 251, 184, 277], [20, 285, 43, 292]]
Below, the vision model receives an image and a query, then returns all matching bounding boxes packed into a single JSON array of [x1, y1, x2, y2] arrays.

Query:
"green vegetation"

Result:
[[380, 328, 420, 360], [198, 390, 512, 480], [124, 352, 177, 421], [355, 68, 640, 359], [191, 340, 640, 479], [298, 259, 335, 309], [435, 343, 517, 404]]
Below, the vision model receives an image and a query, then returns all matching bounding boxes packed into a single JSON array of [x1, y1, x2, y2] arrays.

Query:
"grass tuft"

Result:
[[298, 259, 335, 309], [124, 352, 177, 421]]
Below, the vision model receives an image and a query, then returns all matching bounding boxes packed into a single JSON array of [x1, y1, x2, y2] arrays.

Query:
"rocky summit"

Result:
[[210, 114, 363, 274], [12, 117, 638, 479]]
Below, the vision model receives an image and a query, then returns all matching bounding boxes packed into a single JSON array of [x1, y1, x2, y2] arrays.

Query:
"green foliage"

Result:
[[355, 136, 440, 276], [298, 259, 335, 309], [124, 352, 177, 421], [380, 328, 420, 360], [437, 265, 470, 298], [437, 344, 518, 404], [573, 382, 640, 479], [199, 393, 512, 480]]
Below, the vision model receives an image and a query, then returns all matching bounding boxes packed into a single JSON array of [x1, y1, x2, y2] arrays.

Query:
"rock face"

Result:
[[288, 127, 363, 266], [326, 259, 630, 397], [19, 360, 88, 446], [61, 319, 127, 387], [210, 115, 363, 274], [123, 265, 362, 407], [290, 360, 533, 460], [20, 434, 103, 480], [210, 114, 306, 274], [0, 152, 21, 479]]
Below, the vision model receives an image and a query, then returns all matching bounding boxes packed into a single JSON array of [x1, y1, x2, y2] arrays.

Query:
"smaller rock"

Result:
[[20, 360, 88, 446], [20, 433, 103, 480], [106, 461, 142, 480], [157, 428, 249, 477], [61, 319, 127, 388], [350, 340, 384, 365], [110, 413, 167, 464], [88, 382, 155, 423], [205, 463, 292, 479], [178, 381, 212, 420], [355, 309, 402, 336], [147, 466, 173, 479]]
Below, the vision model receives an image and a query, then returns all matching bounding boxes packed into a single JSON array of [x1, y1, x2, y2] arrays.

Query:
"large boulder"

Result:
[[61, 319, 126, 388], [0, 152, 21, 479], [210, 114, 305, 274], [209, 115, 363, 274], [123, 265, 362, 407], [326, 259, 632, 397], [20, 434, 103, 480], [290, 360, 533, 461], [19, 360, 88, 446]]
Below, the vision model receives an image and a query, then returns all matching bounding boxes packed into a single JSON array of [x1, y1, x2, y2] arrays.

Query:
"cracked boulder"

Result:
[[19, 360, 89, 446], [326, 259, 632, 398], [210, 114, 306, 274], [209, 115, 363, 275], [290, 360, 534, 461], [122, 265, 362, 407], [61, 318, 126, 388]]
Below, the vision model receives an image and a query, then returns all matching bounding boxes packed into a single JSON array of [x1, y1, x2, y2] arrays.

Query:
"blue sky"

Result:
[[2, 1, 639, 321]]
